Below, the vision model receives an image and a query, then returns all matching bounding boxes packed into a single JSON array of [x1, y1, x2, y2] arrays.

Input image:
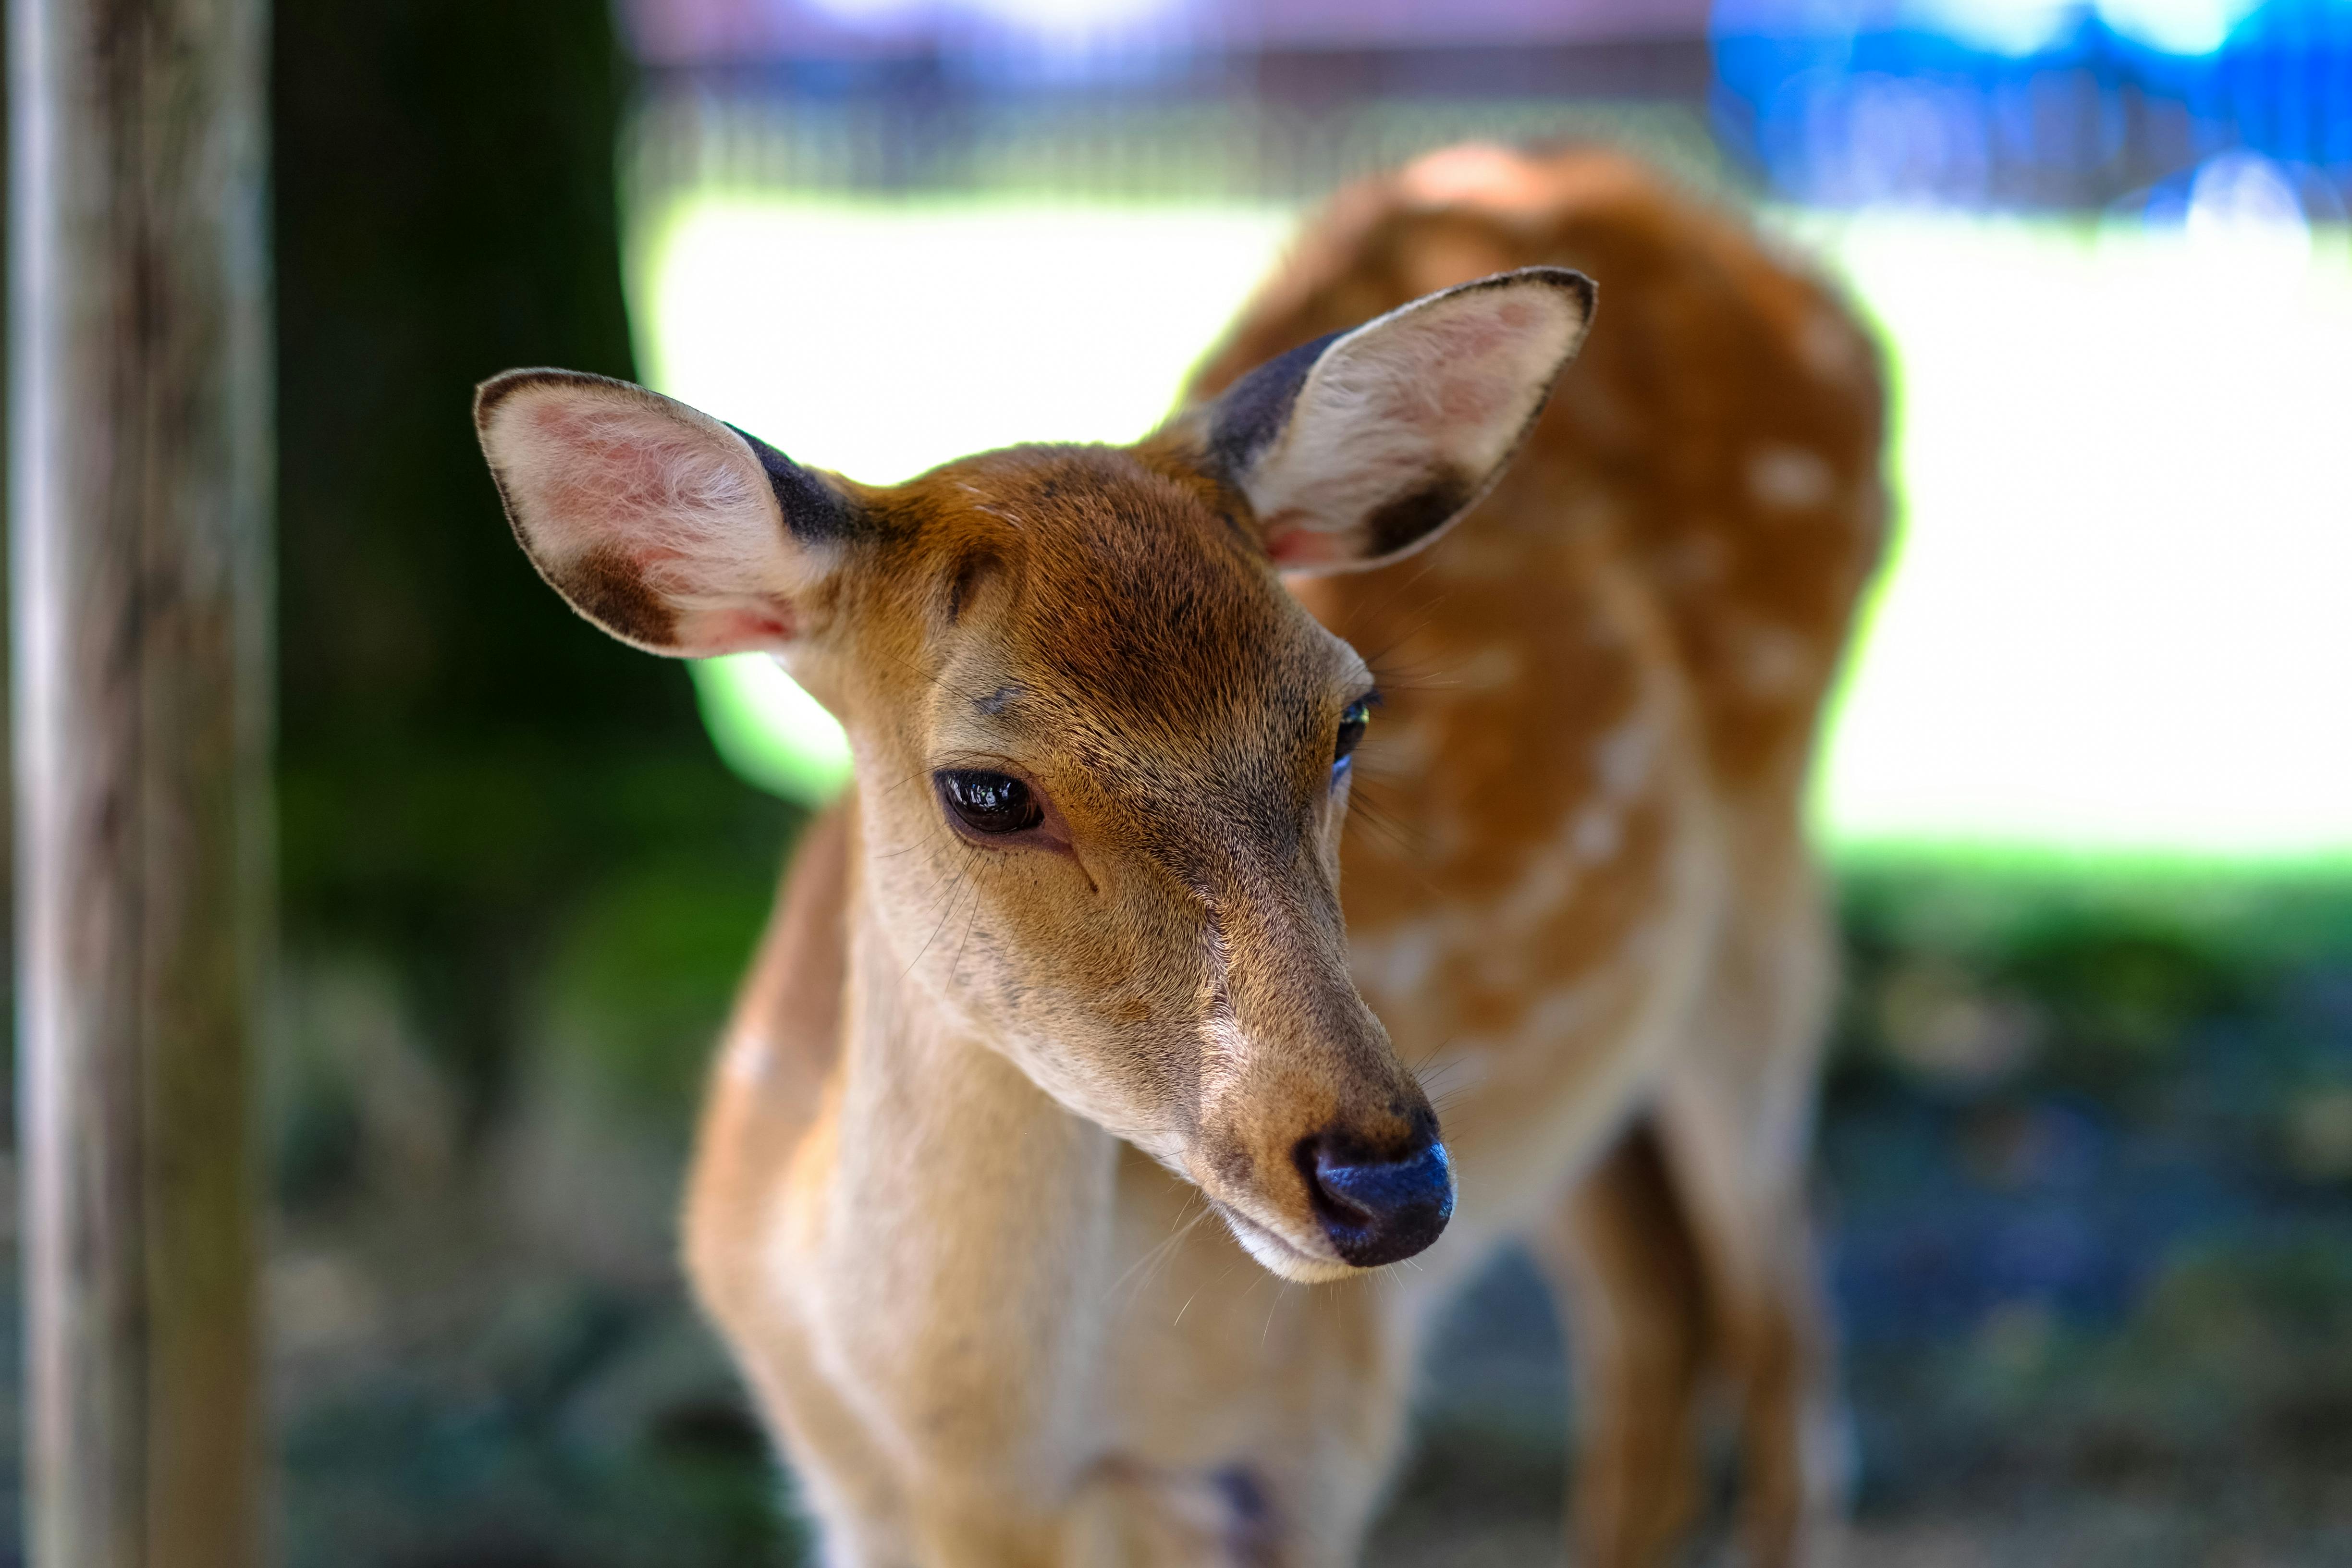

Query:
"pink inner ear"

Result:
[[1421, 314, 1520, 429], [527, 401, 726, 549], [1263, 513, 1356, 570], [494, 383, 807, 656], [682, 602, 797, 650]]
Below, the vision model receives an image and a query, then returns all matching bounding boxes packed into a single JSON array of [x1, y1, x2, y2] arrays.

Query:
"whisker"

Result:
[[1124, 1197, 1211, 1310], [902, 851, 975, 978], [948, 864, 988, 982]]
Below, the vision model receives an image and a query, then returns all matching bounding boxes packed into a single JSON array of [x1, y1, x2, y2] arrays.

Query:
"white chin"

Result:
[[1217, 1204, 1359, 1285]]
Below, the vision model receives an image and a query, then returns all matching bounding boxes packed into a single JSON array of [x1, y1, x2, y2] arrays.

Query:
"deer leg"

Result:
[[1651, 875, 1850, 1568], [1526, 1117, 1713, 1568], [1655, 1101, 1845, 1568]]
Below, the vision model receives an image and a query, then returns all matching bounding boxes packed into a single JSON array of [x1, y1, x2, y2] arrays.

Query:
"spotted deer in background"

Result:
[[473, 144, 1884, 1567]]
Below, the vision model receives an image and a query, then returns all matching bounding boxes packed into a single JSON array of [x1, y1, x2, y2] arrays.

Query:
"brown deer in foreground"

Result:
[[475, 145, 1884, 1567]]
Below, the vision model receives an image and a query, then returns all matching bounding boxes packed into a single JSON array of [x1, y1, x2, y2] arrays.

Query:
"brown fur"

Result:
[[666, 146, 1881, 1565]]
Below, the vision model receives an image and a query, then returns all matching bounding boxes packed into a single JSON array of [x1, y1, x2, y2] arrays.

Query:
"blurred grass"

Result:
[[1817, 859, 2352, 1551]]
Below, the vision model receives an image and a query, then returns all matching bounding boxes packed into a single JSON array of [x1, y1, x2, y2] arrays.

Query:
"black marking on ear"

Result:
[[561, 542, 678, 648], [472, 369, 539, 424], [1448, 263, 1598, 320], [1528, 265, 1598, 320], [728, 423, 862, 544], [1362, 470, 1476, 561], [1205, 330, 1343, 478]]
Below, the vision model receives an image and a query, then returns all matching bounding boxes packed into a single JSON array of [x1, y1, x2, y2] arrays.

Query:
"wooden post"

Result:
[[10, 0, 271, 1563]]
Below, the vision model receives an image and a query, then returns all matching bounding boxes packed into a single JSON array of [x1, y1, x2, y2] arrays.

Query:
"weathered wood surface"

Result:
[[10, 0, 271, 1563]]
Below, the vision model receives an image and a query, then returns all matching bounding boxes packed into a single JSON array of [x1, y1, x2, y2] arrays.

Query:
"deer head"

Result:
[[475, 268, 1594, 1282]]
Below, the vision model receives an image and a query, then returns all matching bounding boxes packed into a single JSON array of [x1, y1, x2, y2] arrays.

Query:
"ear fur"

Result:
[[474, 369, 858, 657], [1202, 267, 1595, 575]]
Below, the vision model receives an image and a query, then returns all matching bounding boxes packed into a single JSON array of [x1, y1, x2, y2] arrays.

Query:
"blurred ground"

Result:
[[10, 855, 2345, 1566], [1374, 864, 2352, 1567]]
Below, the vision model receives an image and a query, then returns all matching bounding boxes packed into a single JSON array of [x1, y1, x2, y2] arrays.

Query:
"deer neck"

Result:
[[814, 877, 1122, 1459], [838, 897, 1121, 1218]]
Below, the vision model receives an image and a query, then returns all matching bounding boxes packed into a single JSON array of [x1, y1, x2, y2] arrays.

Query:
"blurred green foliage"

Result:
[[538, 838, 784, 1115], [272, 0, 801, 1139], [261, 7, 806, 1564], [1833, 859, 2352, 1108]]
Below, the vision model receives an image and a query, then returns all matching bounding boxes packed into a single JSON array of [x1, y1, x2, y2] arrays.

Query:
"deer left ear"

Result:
[[1198, 267, 1595, 575], [474, 369, 860, 658]]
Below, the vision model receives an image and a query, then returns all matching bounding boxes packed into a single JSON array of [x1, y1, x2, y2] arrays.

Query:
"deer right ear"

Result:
[[1196, 267, 1594, 576], [474, 369, 860, 658]]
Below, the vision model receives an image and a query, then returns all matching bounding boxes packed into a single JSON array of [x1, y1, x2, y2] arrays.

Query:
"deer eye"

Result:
[[936, 770, 1044, 836], [1333, 694, 1375, 779]]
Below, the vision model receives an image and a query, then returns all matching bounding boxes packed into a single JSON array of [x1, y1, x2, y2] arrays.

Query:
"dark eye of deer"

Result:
[[1333, 696, 1374, 780], [937, 770, 1044, 836]]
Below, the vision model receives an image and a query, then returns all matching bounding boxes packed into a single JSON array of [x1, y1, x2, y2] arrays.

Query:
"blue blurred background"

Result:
[[7, 2, 2348, 1564]]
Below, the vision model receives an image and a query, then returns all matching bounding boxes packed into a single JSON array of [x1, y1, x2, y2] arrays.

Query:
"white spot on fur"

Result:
[[1594, 720, 1658, 800], [1626, 916, 1673, 968], [1799, 308, 1869, 386], [1523, 979, 1612, 1042], [1494, 844, 1579, 933], [1455, 645, 1521, 690], [1573, 806, 1622, 863], [1352, 919, 1445, 997], [1747, 444, 1837, 512], [1399, 143, 1549, 212], [1373, 718, 1439, 776]]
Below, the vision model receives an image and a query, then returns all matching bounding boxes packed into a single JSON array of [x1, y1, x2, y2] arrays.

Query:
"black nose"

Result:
[[1298, 1125, 1455, 1268]]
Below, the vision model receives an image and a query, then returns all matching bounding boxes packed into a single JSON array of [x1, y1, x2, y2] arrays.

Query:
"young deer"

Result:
[[475, 146, 1884, 1567]]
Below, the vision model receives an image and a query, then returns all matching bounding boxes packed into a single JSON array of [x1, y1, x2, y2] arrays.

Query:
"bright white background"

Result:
[[632, 186, 2352, 864]]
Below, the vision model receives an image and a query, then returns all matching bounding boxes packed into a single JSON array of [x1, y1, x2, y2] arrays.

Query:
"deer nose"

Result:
[[1299, 1126, 1455, 1268]]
